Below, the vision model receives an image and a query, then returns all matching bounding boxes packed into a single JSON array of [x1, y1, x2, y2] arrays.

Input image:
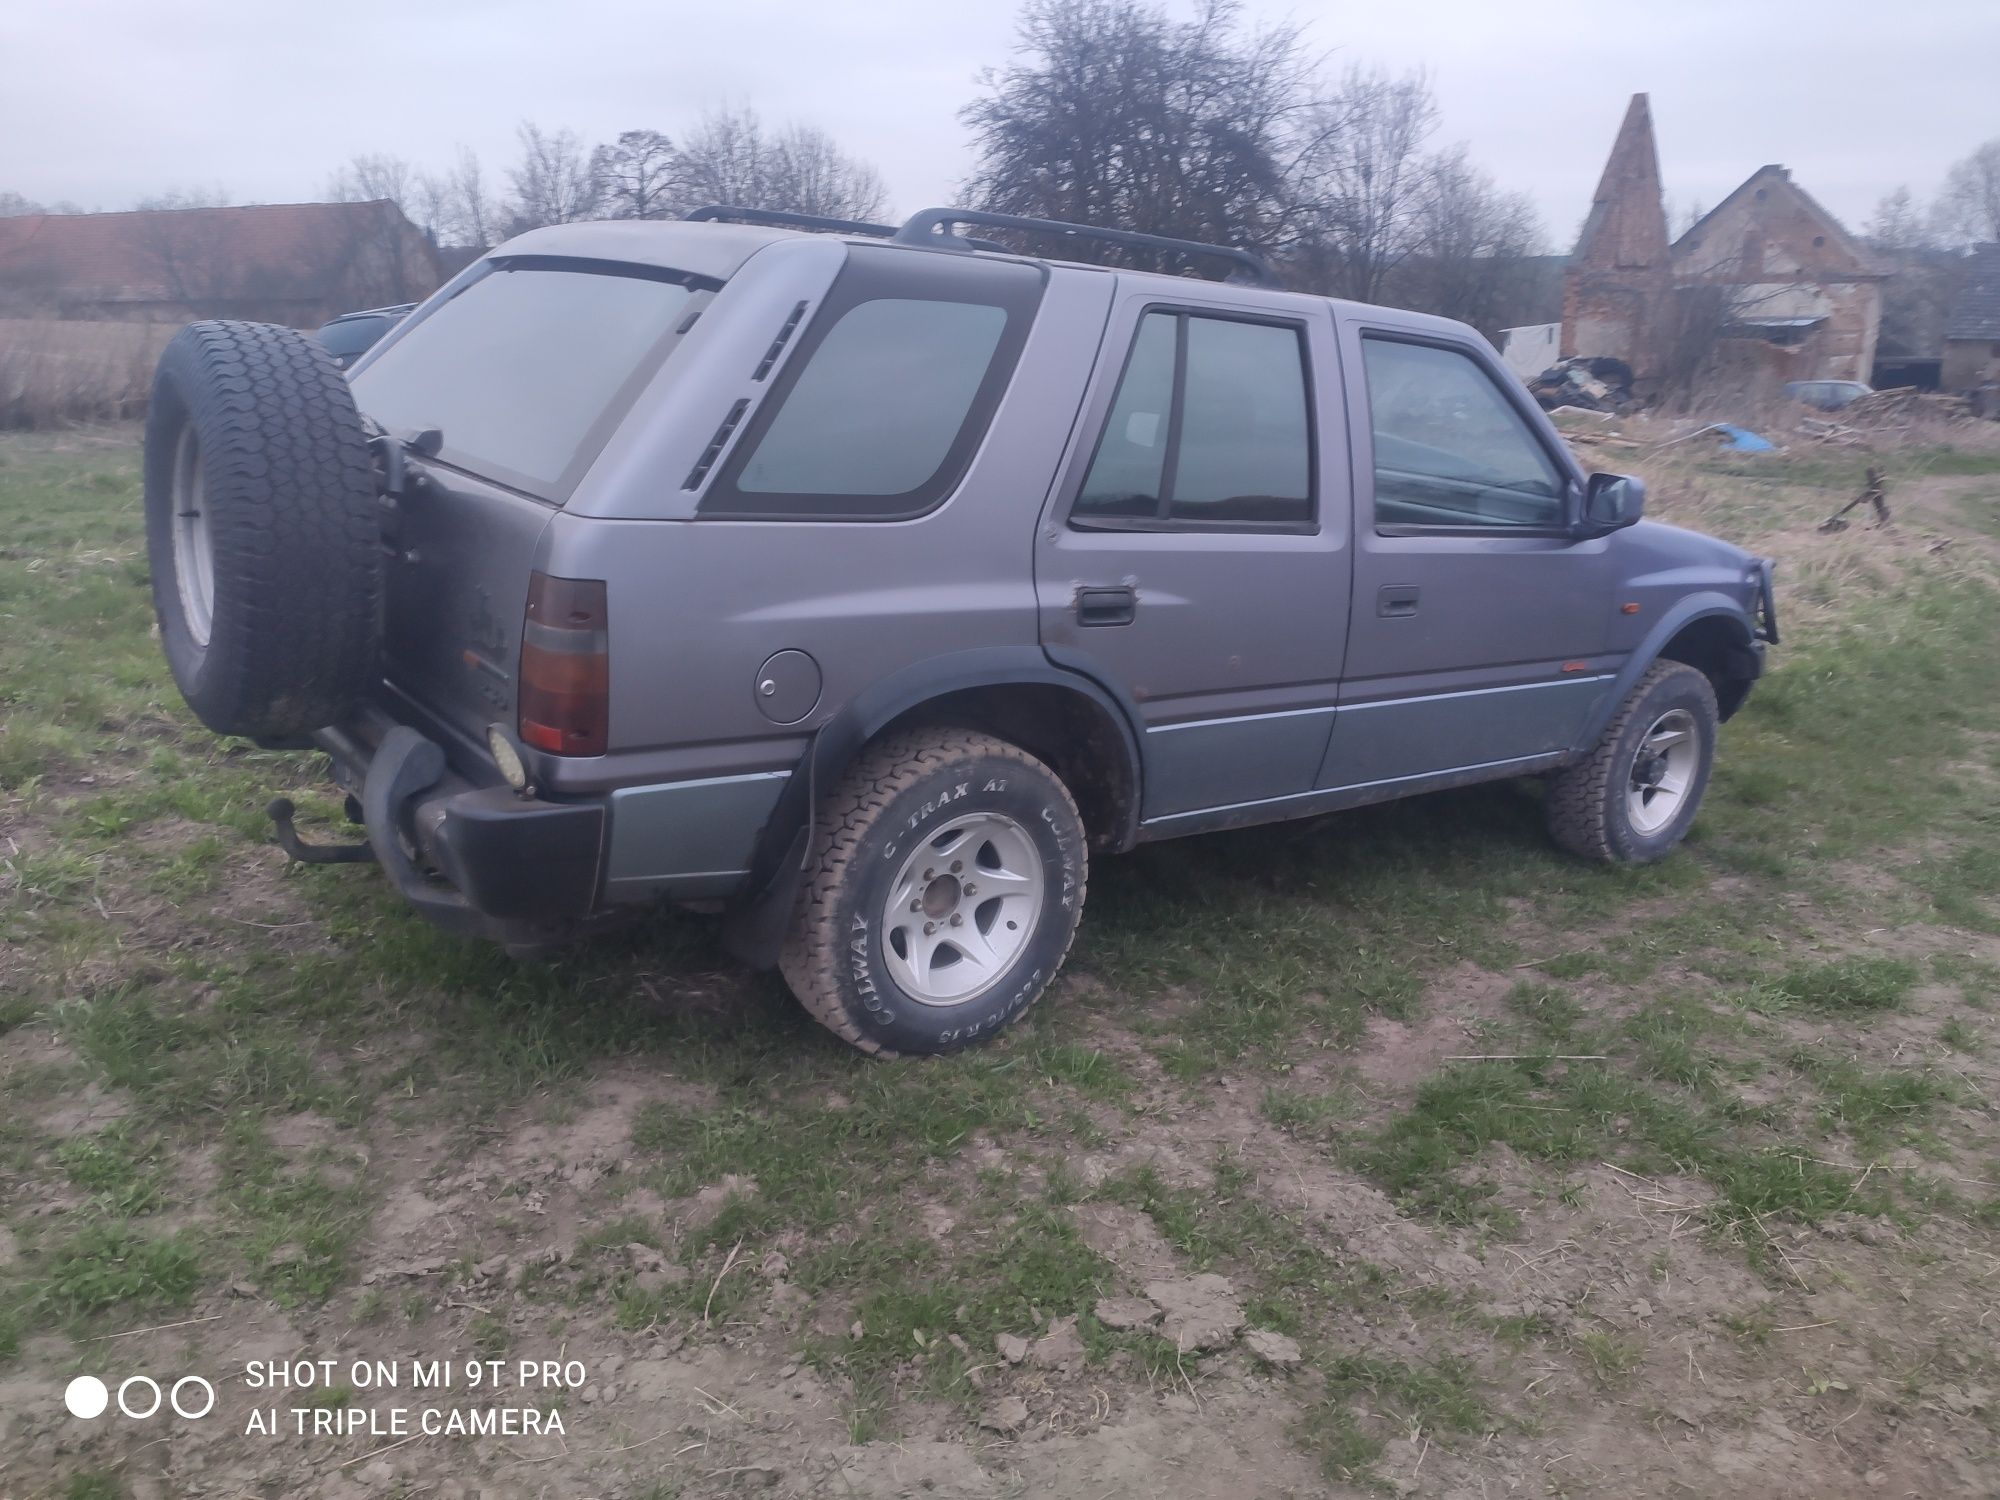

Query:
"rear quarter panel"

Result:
[[540, 266, 1117, 785]]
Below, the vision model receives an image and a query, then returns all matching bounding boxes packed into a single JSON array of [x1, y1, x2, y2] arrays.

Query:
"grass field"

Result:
[[3, 421, 1999, 1498]]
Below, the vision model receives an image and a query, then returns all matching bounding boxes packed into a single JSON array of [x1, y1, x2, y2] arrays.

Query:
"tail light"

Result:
[[518, 572, 608, 756]]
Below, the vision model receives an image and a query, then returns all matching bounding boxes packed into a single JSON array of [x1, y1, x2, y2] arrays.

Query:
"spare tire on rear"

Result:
[[143, 320, 381, 740]]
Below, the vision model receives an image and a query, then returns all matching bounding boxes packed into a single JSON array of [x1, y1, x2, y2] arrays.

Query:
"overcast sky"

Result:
[[4, 0, 1994, 248]]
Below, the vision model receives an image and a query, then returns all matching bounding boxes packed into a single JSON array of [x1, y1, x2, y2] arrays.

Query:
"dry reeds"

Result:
[[0, 318, 176, 430]]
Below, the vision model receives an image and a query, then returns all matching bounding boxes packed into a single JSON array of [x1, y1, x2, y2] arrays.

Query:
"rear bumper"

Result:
[[314, 715, 607, 945]]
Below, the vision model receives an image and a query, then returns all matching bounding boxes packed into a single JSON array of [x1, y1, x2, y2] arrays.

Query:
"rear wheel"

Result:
[[143, 320, 381, 740], [781, 728, 1088, 1056], [1545, 661, 1718, 863]]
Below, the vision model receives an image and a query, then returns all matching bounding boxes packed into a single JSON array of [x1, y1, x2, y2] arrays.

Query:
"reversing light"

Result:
[[486, 723, 530, 793], [518, 572, 609, 756]]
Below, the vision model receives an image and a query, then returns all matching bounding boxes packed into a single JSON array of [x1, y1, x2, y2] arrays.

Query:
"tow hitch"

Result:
[[266, 797, 375, 865]]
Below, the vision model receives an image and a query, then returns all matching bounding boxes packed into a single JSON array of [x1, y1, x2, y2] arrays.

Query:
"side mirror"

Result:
[[1579, 472, 1645, 536]]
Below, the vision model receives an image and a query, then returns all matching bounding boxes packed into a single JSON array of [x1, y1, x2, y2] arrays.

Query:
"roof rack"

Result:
[[683, 204, 1012, 254], [684, 205, 899, 237], [893, 207, 1278, 287]]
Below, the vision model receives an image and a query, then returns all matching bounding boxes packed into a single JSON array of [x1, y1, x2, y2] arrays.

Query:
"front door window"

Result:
[[1362, 337, 1564, 530]]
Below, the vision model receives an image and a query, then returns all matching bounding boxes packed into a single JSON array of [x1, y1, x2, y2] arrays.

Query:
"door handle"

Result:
[[1075, 585, 1137, 627], [1377, 584, 1420, 618]]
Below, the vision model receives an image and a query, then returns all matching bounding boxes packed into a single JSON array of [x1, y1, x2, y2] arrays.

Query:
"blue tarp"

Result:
[[1708, 424, 1775, 452]]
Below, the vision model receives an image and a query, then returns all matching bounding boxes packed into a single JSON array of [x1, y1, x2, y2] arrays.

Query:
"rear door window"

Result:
[[351, 259, 711, 500], [1073, 309, 1313, 528]]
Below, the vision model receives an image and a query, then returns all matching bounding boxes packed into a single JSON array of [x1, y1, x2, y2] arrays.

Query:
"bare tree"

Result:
[[125, 206, 243, 318], [505, 122, 601, 232], [767, 123, 887, 220], [405, 149, 501, 251], [1387, 146, 1544, 332], [593, 130, 683, 220], [1864, 186, 1933, 252], [673, 107, 772, 207], [673, 107, 888, 221], [1289, 66, 1440, 303], [134, 186, 232, 211], [321, 154, 441, 302], [0, 191, 84, 216], [1935, 140, 2000, 246], [292, 201, 438, 313], [411, 169, 454, 242], [960, 0, 1315, 261], [440, 147, 498, 250], [327, 153, 417, 215], [1866, 186, 1964, 357]]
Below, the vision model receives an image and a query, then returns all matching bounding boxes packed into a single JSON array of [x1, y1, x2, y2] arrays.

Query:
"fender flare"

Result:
[[719, 647, 1144, 967], [1576, 592, 1759, 749]]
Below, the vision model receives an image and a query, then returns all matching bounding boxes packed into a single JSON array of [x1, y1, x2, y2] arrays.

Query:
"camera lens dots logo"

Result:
[[65, 1376, 109, 1419], [64, 1373, 214, 1421]]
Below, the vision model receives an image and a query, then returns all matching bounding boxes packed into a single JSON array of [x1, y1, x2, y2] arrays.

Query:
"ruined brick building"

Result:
[[1561, 94, 1885, 394], [1560, 94, 1674, 375]]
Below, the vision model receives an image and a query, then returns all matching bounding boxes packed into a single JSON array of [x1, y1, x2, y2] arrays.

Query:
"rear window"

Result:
[[316, 314, 395, 362], [351, 260, 711, 498]]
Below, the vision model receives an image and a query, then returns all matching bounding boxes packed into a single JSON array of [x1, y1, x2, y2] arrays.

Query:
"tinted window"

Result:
[[351, 264, 702, 497], [1074, 313, 1176, 519], [1362, 338, 1564, 529], [733, 299, 1007, 497], [1075, 311, 1312, 527], [316, 314, 395, 364], [1173, 318, 1311, 521]]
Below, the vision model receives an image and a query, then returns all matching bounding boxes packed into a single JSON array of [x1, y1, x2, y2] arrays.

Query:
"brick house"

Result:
[[1941, 243, 2000, 394], [1672, 166, 1886, 384], [0, 200, 441, 327]]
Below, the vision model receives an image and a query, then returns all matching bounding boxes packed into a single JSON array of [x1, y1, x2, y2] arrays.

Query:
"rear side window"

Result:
[[700, 251, 1043, 519], [352, 260, 711, 499], [734, 300, 1006, 496], [1362, 338, 1564, 530], [1074, 310, 1313, 528]]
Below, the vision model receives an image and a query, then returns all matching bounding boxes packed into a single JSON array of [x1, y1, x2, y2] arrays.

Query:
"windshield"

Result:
[[351, 260, 710, 499]]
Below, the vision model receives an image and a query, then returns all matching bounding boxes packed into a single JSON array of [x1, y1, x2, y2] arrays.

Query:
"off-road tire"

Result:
[[143, 320, 381, 740], [780, 729, 1088, 1057], [1546, 661, 1718, 863]]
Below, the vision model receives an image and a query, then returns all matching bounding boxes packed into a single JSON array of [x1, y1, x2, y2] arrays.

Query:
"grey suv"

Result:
[[140, 205, 1776, 1056]]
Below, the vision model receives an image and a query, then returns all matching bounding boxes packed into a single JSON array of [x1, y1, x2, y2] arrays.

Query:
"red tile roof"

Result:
[[0, 200, 430, 307]]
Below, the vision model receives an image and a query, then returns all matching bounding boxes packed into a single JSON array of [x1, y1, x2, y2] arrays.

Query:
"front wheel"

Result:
[[1545, 661, 1718, 863], [781, 728, 1088, 1056]]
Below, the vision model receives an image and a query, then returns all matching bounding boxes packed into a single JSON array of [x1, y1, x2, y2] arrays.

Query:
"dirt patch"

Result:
[[1071, 1201, 1183, 1282], [1353, 961, 1516, 1095]]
